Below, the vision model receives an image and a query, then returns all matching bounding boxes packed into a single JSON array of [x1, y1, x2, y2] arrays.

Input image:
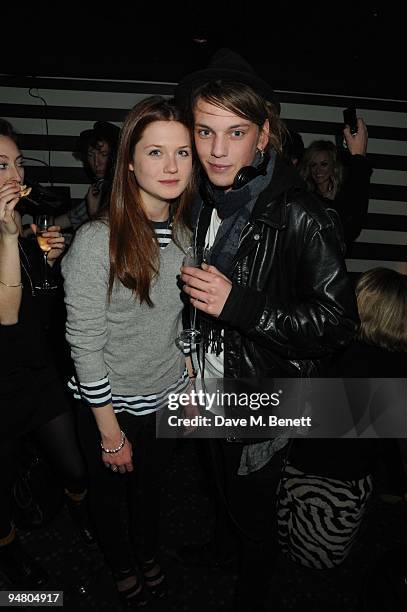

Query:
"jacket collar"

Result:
[[195, 155, 306, 241], [251, 156, 305, 229]]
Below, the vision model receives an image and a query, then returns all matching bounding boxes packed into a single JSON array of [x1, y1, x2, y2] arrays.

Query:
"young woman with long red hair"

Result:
[[62, 96, 195, 607]]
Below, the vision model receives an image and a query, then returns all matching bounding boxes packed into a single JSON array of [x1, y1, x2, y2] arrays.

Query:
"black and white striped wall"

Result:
[[1, 75, 406, 274]]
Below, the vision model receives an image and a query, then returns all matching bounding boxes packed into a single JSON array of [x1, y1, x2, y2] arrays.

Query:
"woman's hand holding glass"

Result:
[[33, 214, 64, 290], [31, 222, 65, 265]]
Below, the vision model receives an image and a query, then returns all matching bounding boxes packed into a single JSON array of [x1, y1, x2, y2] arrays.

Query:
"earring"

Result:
[[257, 148, 264, 159]]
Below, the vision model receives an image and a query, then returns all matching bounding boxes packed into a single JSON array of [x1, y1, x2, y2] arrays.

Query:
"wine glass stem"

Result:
[[43, 252, 49, 288], [191, 306, 197, 330]]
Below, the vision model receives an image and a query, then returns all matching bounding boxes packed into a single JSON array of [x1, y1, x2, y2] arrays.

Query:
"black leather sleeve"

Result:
[[220, 224, 359, 359]]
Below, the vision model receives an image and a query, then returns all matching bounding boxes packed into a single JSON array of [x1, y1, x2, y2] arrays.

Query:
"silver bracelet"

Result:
[[100, 430, 126, 454]]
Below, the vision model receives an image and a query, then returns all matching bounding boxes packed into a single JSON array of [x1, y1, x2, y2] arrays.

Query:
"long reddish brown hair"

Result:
[[107, 96, 196, 305]]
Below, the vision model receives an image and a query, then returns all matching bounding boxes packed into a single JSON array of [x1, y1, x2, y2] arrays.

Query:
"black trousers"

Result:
[[77, 405, 174, 572], [0, 409, 87, 539], [211, 439, 286, 612]]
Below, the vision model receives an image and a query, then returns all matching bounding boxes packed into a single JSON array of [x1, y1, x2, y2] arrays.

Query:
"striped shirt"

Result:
[[154, 218, 172, 248], [68, 219, 185, 415], [68, 369, 189, 415]]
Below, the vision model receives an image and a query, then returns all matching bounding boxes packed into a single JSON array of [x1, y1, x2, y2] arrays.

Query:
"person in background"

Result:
[[62, 96, 195, 608], [0, 118, 93, 589], [55, 121, 120, 230], [299, 117, 372, 253], [282, 267, 407, 607], [282, 128, 304, 166]]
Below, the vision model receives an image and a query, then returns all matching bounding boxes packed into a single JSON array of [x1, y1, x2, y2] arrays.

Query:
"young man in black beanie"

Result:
[[175, 49, 359, 611]]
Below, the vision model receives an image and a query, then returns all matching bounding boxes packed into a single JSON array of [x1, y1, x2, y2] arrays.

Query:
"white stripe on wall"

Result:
[[368, 200, 407, 215], [356, 229, 407, 246], [24, 151, 83, 167], [346, 259, 407, 274], [302, 133, 407, 157], [371, 169, 407, 186], [0, 87, 155, 109], [281, 103, 407, 127]]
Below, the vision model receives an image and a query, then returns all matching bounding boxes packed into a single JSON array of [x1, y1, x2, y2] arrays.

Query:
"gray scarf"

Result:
[[208, 150, 276, 275]]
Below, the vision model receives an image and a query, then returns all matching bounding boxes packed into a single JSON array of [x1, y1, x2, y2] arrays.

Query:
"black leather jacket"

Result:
[[195, 157, 359, 378]]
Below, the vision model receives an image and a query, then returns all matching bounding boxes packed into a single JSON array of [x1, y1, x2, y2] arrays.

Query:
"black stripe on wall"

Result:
[[365, 213, 407, 232], [367, 154, 407, 171], [349, 243, 407, 262], [369, 184, 407, 202], [20, 135, 78, 151], [26, 167, 89, 183], [0, 103, 128, 122]]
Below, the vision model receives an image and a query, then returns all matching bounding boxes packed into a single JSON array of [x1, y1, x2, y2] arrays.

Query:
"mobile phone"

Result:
[[343, 106, 358, 135]]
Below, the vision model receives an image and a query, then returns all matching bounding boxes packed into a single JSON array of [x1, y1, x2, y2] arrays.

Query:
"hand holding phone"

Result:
[[343, 106, 358, 135], [344, 117, 368, 156]]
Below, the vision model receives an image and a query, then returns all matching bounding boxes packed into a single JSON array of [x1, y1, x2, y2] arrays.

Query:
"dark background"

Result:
[[6, 4, 404, 100]]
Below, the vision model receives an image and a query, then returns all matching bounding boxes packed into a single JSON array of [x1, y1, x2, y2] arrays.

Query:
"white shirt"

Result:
[[204, 209, 224, 378]]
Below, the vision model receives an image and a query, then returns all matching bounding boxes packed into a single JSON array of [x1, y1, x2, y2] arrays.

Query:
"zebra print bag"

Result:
[[277, 462, 373, 569]]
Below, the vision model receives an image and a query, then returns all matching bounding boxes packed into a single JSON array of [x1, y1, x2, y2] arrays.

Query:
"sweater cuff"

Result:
[[68, 375, 112, 408], [219, 283, 266, 330]]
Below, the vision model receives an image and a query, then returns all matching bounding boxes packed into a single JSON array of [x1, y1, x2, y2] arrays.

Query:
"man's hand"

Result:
[[86, 183, 103, 218], [343, 117, 368, 156], [181, 262, 232, 318]]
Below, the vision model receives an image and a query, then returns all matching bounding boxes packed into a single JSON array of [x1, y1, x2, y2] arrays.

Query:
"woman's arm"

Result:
[[62, 222, 110, 382], [0, 182, 22, 325], [337, 118, 372, 247], [91, 402, 133, 473], [62, 222, 133, 471]]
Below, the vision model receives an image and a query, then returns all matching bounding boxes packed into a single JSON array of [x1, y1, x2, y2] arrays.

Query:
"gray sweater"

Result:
[[62, 221, 186, 396]]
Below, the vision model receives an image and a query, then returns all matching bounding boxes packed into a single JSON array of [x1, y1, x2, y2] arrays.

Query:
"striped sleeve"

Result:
[[68, 375, 112, 408]]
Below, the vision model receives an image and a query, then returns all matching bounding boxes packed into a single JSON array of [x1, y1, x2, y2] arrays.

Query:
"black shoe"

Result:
[[164, 541, 237, 568], [141, 557, 167, 599], [112, 567, 150, 608], [65, 497, 97, 547], [0, 538, 48, 588]]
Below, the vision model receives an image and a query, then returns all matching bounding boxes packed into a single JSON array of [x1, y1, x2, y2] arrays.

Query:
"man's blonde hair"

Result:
[[356, 268, 407, 352]]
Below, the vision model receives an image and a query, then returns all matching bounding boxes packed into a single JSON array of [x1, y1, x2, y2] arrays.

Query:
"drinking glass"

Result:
[[34, 214, 57, 290], [175, 246, 211, 351]]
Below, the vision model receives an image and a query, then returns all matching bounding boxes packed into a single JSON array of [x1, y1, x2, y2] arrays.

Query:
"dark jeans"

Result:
[[212, 439, 286, 612], [0, 410, 87, 539], [77, 405, 174, 572]]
